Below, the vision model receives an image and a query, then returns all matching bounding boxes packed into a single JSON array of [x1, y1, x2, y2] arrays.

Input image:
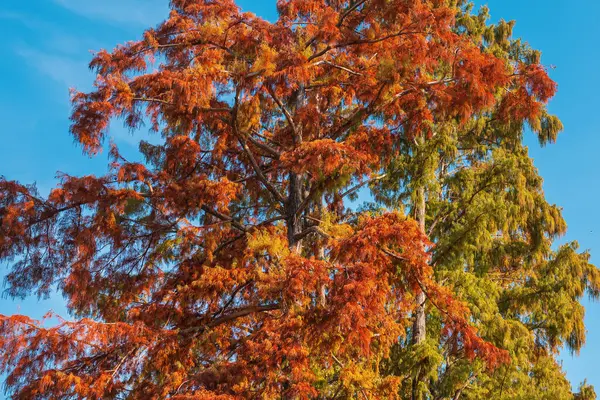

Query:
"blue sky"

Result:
[[0, 0, 598, 393]]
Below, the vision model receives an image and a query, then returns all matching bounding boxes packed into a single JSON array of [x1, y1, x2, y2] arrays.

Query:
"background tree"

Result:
[[374, 5, 599, 400], [0, 0, 587, 399]]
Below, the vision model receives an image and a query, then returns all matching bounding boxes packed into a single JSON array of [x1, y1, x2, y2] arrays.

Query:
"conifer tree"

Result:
[[374, 5, 599, 400], [0, 1, 594, 399]]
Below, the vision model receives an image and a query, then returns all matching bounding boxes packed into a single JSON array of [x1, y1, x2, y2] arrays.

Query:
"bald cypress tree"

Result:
[[0, 1, 596, 398]]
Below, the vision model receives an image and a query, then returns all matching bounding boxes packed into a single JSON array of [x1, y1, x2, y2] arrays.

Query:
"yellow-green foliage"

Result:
[[371, 3, 597, 398]]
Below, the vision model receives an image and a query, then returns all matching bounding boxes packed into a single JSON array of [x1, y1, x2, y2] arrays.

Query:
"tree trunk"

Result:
[[411, 185, 427, 400], [286, 85, 306, 253], [412, 185, 427, 344], [287, 172, 304, 253], [317, 197, 327, 307]]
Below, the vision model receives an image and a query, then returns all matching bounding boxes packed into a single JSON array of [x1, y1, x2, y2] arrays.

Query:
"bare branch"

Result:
[[337, 0, 369, 27], [201, 205, 247, 233], [232, 89, 286, 205], [133, 97, 232, 113], [265, 86, 298, 136], [294, 225, 331, 242], [246, 135, 281, 159], [308, 28, 426, 62], [183, 304, 281, 336], [340, 174, 387, 199], [312, 60, 364, 76]]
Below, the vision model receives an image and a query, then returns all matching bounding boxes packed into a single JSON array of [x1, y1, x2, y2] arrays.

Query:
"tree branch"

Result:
[[246, 134, 281, 159], [340, 174, 387, 199], [232, 89, 286, 205], [182, 304, 281, 336], [265, 85, 298, 136], [201, 205, 247, 233], [337, 0, 369, 27], [293, 225, 331, 242], [312, 60, 363, 76]]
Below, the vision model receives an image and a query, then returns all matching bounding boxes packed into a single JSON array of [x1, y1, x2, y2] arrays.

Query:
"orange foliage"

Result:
[[0, 0, 555, 397]]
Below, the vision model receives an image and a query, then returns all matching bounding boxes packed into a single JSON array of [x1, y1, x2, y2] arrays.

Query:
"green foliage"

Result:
[[371, 3, 598, 398]]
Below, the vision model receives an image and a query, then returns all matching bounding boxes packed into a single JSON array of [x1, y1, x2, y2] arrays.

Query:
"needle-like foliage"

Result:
[[0, 1, 593, 399]]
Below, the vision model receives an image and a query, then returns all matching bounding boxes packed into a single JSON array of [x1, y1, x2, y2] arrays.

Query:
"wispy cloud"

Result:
[[0, 10, 39, 27], [15, 47, 93, 95], [53, 0, 169, 27], [15, 47, 157, 149], [1, 11, 102, 55], [4, 10, 100, 99], [1, 10, 101, 86], [5, 3, 169, 150]]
